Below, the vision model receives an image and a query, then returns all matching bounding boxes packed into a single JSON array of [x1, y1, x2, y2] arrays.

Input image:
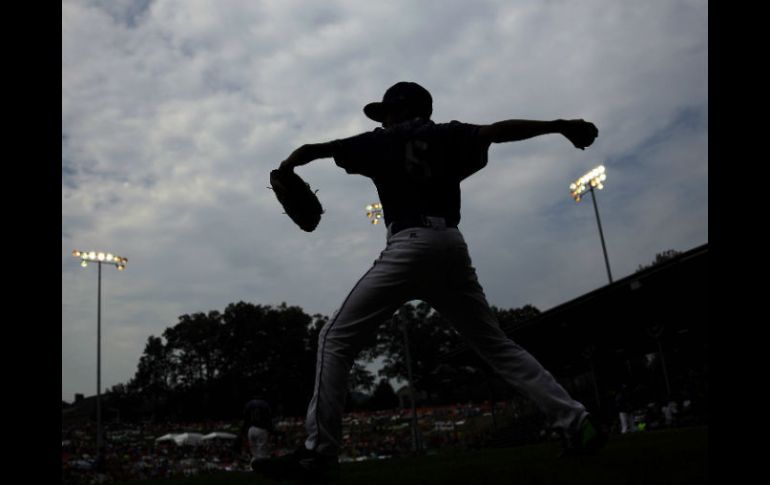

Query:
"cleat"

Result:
[[559, 414, 608, 458]]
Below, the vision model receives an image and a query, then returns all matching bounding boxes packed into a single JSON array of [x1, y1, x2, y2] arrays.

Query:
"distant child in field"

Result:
[[661, 400, 678, 427], [615, 384, 634, 434], [233, 399, 274, 470]]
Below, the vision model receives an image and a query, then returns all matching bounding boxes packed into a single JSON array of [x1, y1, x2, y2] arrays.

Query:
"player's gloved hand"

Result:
[[269, 168, 324, 232], [557, 119, 599, 150]]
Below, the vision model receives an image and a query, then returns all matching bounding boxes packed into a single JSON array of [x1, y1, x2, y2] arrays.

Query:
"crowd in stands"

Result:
[[61, 402, 514, 483], [62, 420, 243, 484], [62, 395, 704, 484]]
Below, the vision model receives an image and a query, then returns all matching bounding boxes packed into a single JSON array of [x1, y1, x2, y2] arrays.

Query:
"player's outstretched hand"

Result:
[[559, 119, 599, 150]]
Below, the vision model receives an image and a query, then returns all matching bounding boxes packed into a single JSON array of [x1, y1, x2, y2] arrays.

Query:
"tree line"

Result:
[[104, 301, 540, 423], [99, 250, 680, 423]]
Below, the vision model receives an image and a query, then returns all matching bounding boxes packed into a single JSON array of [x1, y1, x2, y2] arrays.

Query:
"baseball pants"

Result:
[[305, 223, 587, 456]]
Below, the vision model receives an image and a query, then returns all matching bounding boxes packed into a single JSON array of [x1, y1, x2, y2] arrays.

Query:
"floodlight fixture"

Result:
[[568, 165, 613, 283], [73, 249, 127, 271], [365, 203, 383, 225], [570, 165, 607, 202]]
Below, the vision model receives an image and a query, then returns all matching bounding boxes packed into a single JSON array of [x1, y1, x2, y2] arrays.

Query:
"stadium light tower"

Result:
[[570, 165, 613, 284], [71, 249, 127, 468], [395, 308, 423, 453], [362, 202, 422, 451]]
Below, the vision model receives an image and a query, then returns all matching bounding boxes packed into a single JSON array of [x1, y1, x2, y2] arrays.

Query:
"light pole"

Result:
[[363, 203, 421, 451], [396, 309, 422, 452], [71, 249, 127, 468], [570, 165, 613, 284]]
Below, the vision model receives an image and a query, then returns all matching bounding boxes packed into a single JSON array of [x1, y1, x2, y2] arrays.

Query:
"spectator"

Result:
[[661, 400, 678, 427], [233, 399, 275, 471], [615, 384, 634, 434]]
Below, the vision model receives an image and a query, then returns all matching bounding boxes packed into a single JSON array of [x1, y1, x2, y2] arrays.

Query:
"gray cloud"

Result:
[[88, 0, 154, 28]]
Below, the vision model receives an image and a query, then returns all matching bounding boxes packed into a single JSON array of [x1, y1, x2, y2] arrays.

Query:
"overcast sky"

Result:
[[62, 0, 708, 403]]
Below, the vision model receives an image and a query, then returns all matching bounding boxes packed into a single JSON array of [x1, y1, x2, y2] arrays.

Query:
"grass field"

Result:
[[114, 426, 707, 485]]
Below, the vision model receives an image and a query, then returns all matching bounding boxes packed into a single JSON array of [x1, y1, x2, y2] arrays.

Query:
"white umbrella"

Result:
[[173, 433, 204, 446], [202, 432, 238, 440], [155, 433, 177, 443]]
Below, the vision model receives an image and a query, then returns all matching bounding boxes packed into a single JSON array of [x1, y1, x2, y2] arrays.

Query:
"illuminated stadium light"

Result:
[[74, 249, 128, 270], [568, 165, 613, 283], [570, 165, 607, 202], [366, 203, 383, 225], [70, 247, 128, 465]]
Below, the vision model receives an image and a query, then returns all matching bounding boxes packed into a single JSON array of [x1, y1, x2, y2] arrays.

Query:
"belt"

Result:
[[388, 215, 458, 236]]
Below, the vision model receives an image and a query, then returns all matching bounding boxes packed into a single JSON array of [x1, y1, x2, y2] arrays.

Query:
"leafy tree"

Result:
[[163, 311, 222, 389], [114, 298, 538, 422], [493, 305, 541, 332], [124, 335, 173, 419], [360, 302, 469, 405], [636, 249, 682, 272], [123, 302, 326, 420], [129, 335, 172, 395], [367, 378, 399, 410], [361, 302, 541, 405], [348, 362, 376, 394]]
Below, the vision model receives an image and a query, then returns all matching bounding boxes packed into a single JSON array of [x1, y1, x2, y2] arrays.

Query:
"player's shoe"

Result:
[[559, 414, 608, 458], [258, 446, 341, 482]]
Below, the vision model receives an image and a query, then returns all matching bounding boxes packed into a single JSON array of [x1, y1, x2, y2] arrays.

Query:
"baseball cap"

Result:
[[364, 82, 433, 122]]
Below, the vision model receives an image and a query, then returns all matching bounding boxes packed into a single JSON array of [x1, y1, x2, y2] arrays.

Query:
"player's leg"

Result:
[[422, 233, 588, 435], [263, 262, 408, 480], [428, 292, 588, 434], [305, 233, 425, 458], [262, 235, 429, 480]]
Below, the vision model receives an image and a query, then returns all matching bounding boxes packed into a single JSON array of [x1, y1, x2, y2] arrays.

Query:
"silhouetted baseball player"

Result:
[[268, 81, 604, 481]]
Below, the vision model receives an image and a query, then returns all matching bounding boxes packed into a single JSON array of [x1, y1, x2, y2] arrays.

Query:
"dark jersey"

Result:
[[244, 399, 273, 431], [331, 119, 490, 226]]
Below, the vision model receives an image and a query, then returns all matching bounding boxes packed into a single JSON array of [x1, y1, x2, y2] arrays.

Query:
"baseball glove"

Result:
[[269, 169, 324, 232]]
